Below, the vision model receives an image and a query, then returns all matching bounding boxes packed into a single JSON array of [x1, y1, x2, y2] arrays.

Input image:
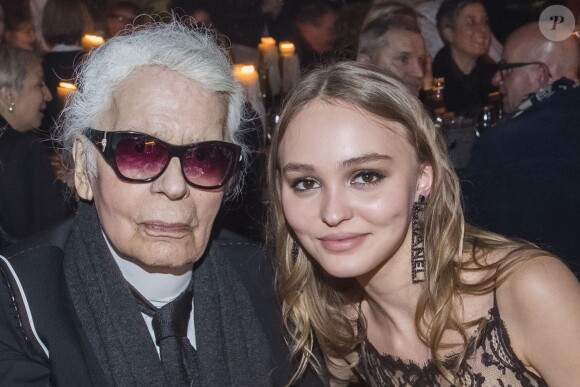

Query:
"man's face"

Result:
[[75, 66, 228, 271], [297, 11, 337, 54], [373, 28, 427, 97], [492, 47, 544, 114]]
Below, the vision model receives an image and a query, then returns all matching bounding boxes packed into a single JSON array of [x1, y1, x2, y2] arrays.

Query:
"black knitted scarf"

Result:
[[63, 202, 271, 386]]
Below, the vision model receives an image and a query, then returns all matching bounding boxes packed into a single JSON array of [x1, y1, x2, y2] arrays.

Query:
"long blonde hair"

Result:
[[267, 61, 550, 384]]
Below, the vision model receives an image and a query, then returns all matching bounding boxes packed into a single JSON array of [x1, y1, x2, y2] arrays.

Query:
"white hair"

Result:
[[56, 19, 247, 196]]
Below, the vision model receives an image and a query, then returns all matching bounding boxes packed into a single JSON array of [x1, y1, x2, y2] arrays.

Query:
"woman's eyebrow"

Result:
[[340, 154, 393, 170], [282, 163, 315, 174], [282, 154, 392, 174]]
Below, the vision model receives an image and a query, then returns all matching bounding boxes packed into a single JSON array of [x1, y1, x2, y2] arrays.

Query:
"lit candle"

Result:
[[56, 82, 77, 110], [258, 36, 277, 53], [279, 41, 295, 58], [233, 64, 259, 86], [81, 34, 105, 50], [279, 42, 300, 93], [233, 64, 266, 130], [258, 37, 281, 96]]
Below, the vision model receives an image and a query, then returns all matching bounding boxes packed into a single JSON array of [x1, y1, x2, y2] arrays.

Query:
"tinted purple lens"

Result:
[[183, 143, 234, 186], [115, 137, 168, 180]]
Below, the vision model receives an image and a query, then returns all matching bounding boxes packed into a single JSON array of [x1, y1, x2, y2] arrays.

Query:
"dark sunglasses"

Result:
[[85, 128, 242, 190], [497, 60, 550, 80]]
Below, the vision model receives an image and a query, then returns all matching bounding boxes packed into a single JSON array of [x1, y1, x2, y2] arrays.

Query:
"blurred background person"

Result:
[[463, 22, 580, 277], [3, 2, 36, 50], [433, 0, 497, 116], [105, 0, 141, 39], [40, 0, 90, 139], [291, 1, 338, 69], [357, 2, 430, 97], [415, 0, 501, 61], [30, 0, 50, 52], [0, 45, 72, 248], [332, 1, 370, 60]]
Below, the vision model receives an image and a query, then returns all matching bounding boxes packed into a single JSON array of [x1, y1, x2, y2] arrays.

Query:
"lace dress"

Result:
[[355, 297, 548, 386]]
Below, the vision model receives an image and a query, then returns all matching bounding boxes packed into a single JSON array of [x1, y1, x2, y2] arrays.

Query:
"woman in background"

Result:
[[3, 2, 37, 50], [267, 61, 580, 386], [0, 45, 72, 247], [432, 0, 496, 116]]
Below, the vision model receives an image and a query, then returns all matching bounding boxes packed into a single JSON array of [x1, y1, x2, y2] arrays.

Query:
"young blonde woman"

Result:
[[267, 61, 580, 386]]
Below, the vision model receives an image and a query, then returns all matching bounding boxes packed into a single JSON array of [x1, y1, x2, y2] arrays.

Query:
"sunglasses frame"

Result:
[[497, 60, 551, 80], [84, 128, 242, 190]]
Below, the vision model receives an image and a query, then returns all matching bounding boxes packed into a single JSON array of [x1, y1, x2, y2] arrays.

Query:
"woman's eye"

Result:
[[291, 178, 320, 191], [352, 171, 384, 185]]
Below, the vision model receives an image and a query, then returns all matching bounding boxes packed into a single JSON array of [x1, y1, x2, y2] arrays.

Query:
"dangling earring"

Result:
[[411, 195, 426, 283], [8, 102, 15, 113], [291, 240, 300, 261]]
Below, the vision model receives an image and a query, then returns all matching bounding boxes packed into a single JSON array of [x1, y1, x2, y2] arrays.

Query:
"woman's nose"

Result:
[[43, 85, 53, 102], [320, 187, 353, 227]]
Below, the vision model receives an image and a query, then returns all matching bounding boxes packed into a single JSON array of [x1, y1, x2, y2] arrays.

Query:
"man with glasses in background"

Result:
[[463, 21, 580, 279]]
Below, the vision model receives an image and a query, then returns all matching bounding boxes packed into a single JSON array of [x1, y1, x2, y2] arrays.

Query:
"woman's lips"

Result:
[[318, 233, 368, 253], [142, 222, 192, 237]]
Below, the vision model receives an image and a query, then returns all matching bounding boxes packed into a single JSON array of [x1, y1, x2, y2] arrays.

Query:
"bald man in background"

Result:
[[463, 22, 580, 278]]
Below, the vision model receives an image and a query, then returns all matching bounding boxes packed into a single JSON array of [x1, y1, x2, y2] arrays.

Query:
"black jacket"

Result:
[[0, 117, 73, 247], [0, 216, 324, 386]]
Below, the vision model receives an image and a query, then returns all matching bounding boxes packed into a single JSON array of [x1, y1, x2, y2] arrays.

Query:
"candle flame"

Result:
[[82, 35, 104, 45], [58, 82, 77, 90], [260, 37, 276, 45], [241, 65, 255, 73], [279, 42, 294, 50]]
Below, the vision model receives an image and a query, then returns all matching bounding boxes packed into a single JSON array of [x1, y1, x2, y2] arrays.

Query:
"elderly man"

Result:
[[463, 22, 580, 277], [357, 9, 429, 97], [0, 22, 321, 386]]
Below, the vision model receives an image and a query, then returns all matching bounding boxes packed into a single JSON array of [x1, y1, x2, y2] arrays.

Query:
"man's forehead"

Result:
[[382, 29, 425, 52]]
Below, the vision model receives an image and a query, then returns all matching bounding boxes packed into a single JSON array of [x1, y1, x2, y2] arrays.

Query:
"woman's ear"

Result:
[[0, 86, 14, 109], [73, 138, 94, 201], [441, 26, 455, 45], [416, 163, 433, 200]]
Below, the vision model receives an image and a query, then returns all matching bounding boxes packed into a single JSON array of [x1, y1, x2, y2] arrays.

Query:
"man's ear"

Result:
[[73, 138, 94, 201], [416, 163, 433, 200], [538, 63, 552, 85]]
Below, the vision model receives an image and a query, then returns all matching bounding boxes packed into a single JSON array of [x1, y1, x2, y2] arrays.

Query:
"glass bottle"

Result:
[[424, 77, 447, 129]]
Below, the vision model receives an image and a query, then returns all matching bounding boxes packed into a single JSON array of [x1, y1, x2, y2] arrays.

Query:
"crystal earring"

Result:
[[8, 102, 15, 113], [291, 240, 300, 261], [411, 195, 426, 283]]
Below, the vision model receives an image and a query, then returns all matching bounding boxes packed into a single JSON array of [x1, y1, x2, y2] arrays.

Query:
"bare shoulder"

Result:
[[499, 255, 580, 309], [496, 255, 580, 384]]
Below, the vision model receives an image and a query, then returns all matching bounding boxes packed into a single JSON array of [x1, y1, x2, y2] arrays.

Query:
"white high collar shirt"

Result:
[[104, 232, 197, 353]]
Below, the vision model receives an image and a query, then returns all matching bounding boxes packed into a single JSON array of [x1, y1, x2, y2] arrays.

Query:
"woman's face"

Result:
[[277, 99, 432, 279], [75, 66, 228, 271], [447, 3, 490, 59], [6, 63, 52, 131], [5, 21, 36, 51]]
